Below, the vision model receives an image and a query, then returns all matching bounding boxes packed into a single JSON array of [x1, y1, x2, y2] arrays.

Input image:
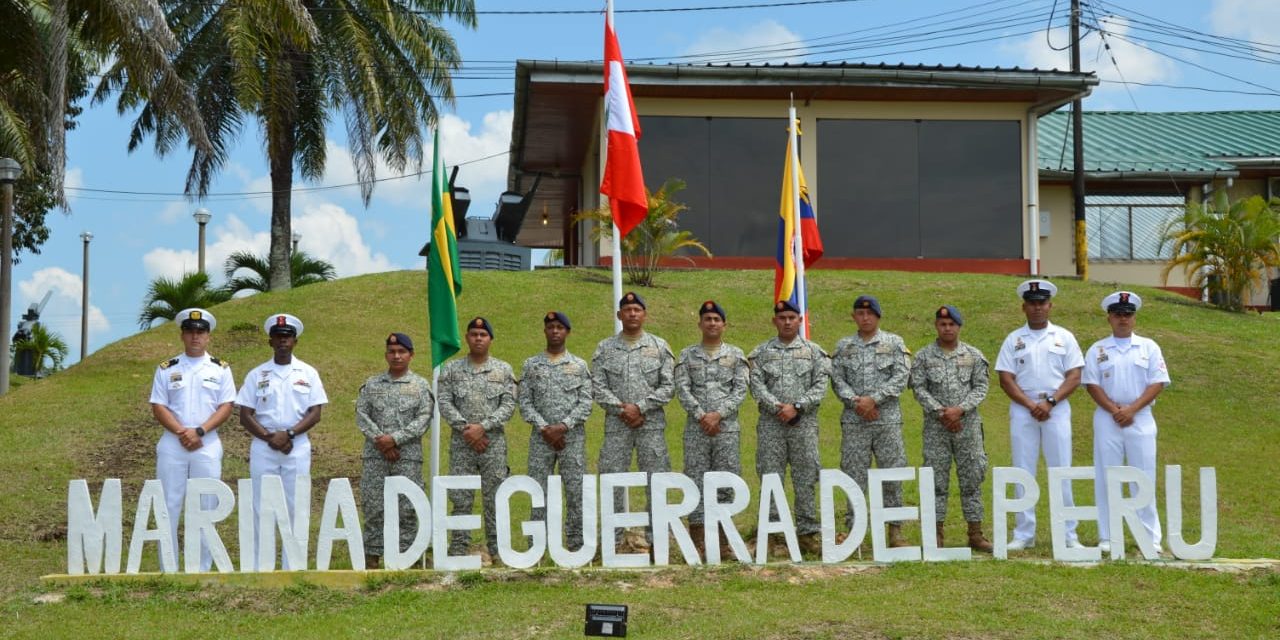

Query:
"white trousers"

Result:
[[156, 433, 222, 572], [247, 436, 311, 571], [1093, 409, 1161, 545], [1009, 402, 1077, 543]]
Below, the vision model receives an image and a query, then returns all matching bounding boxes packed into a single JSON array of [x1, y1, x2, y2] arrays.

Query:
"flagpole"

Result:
[[607, 0, 623, 334], [430, 366, 441, 480], [789, 102, 808, 339]]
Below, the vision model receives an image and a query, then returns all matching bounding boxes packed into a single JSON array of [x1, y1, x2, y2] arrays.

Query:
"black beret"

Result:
[[386, 332, 414, 352], [774, 299, 801, 315], [619, 291, 646, 310], [543, 311, 571, 330], [467, 316, 493, 338], [699, 300, 725, 320]]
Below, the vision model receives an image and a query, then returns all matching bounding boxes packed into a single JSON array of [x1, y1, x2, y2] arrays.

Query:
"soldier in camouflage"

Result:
[[592, 291, 675, 548], [519, 311, 594, 551], [674, 300, 749, 558], [748, 300, 831, 556], [438, 317, 517, 561], [356, 332, 434, 569], [831, 295, 912, 548], [908, 306, 993, 552]]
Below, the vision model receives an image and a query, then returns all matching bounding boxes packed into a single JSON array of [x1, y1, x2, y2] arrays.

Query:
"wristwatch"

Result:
[[286, 428, 297, 439], [1045, 396, 1058, 407], [195, 427, 206, 437]]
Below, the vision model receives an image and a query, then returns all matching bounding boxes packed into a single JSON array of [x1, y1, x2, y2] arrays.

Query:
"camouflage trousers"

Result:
[[922, 420, 988, 522], [755, 418, 820, 536], [599, 427, 671, 543], [682, 424, 741, 525], [360, 455, 425, 557], [839, 419, 908, 529], [448, 431, 508, 556], [527, 428, 587, 549]]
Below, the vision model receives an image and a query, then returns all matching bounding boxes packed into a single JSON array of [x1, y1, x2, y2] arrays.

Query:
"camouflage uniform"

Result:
[[831, 330, 911, 525], [747, 337, 831, 536], [910, 341, 990, 522], [438, 356, 517, 555], [592, 332, 675, 541], [674, 343, 749, 524], [518, 351, 594, 548], [355, 370, 433, 557]]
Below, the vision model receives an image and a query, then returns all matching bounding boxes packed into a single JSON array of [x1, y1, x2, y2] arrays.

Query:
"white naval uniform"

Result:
[[1082, 334, 1170, 546], [995, 321, 1085, 544], [236, 356, 328, 570], [149, 353, 236, 572]]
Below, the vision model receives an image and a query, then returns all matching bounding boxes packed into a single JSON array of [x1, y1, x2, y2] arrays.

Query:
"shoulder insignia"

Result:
[[159, 357, 179, 369], [209, 356, 230, 368]]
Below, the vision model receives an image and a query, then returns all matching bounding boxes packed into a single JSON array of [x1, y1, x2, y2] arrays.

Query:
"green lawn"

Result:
[[1, 268, 1277, 638]]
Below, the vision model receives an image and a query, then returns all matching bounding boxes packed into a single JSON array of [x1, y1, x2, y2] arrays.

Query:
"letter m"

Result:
[[67, 479, 122, 575]]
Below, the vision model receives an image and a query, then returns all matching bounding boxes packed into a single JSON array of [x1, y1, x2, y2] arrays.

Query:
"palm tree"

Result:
[[223, 249, 336, 295], [13, 324, 70, 376], [1161, 193, 1280, 311], [99, 0, 477, 291], [1, 0, 209, 202], [138, 271, 231, 329], [575, 178, 713, 287]]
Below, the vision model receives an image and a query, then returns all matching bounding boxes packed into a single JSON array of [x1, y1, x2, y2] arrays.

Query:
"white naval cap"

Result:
[[1017, 279, 1058, 301], [175, 308, 216, 331], [264, 313, 304, 337], [1102, 291, 1142, 313]]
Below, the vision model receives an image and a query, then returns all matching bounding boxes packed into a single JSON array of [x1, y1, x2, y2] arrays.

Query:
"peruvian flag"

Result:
[[600, 3, 647, 238]]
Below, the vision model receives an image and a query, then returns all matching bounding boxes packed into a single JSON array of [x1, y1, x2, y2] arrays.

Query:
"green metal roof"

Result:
[[1038, 111, 1280, 177]]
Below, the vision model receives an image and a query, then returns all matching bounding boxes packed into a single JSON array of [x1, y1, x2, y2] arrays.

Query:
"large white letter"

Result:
[[183, 478, 235, 573], [1048, 467, 1099, 562], [1105, 466, 1158, 560], [497, 475, 545, 569], [548, 475, 598, 568], [702, 472, 751, 565], [236, 479, 254, 571], [918, 467, 969, 562], [67, 479, 122, 575], [433, 475, 481, 571], [126, 479, 175, 573], [384, 476, 431, 570], [650, 472, 700, 566], [869, 467, 919, 562], [992, 467, 1038, 560], [256, 475, 308, 571], [600, 472, 649, 568], [755, 473, 799, 564], [316, 478, 364, 571], [1165, 465, 1216, 561], [818, 469, 866, 563]]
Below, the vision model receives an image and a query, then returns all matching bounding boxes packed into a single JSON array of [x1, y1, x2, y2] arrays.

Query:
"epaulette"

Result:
[[159, 357, 180, 369], [210, 356, 230, 368]]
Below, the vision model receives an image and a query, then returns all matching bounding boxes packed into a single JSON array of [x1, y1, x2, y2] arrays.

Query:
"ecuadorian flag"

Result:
[[775, 122, 824, 323]]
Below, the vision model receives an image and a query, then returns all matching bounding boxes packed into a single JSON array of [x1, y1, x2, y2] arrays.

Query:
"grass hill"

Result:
[[1, 267, 1277, 638]]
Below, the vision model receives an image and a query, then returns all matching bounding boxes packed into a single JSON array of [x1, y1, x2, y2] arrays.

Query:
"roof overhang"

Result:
[[509, 60, 1098, 247]]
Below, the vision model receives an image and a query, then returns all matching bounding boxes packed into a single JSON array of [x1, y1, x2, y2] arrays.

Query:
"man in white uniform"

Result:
[[995, 280, 1084, 550], [237, 313, 328, 570], [1082, 291, 1170, 555], [149, 308, 236, 572]]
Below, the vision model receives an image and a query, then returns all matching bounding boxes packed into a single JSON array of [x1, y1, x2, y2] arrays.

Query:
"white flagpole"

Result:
[[607, 0, 624, 334], [789, 102, 808, 339], [430, 366, 441, 480]]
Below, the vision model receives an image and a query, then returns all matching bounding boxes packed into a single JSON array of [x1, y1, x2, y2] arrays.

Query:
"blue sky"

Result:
[[10, 0, 1279, 365]]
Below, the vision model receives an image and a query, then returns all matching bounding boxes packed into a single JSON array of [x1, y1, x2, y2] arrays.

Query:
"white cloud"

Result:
[[16, 267, 110, 347], [64, 167, 83, 206], [141, 206, 396, 284], [1004, 16, 1177, 93], [1209, 0, 1280, 49], [682, 20, 807, 64]]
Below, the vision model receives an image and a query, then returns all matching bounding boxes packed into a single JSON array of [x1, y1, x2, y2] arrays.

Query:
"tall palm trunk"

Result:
[[268, 132, 294, 292]]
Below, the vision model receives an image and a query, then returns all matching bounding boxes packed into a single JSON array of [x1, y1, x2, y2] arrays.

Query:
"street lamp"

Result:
[[193, 207, 211, 274], [292, 231, 301, 253], [80, 232, 93, 362], [0, 157, 22, 396]]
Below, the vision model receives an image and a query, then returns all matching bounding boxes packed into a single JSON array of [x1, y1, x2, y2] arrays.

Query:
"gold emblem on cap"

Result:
[[388, 333, 398, 344], [190, 311, 202, 320], [1030, 282, 1040, 291], [546, 312, 555, 320], [939, 307, 950, 317]]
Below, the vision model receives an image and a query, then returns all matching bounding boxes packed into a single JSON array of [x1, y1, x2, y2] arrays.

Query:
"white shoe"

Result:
[[1098, 541, 1111, 554], [1153, 543, 1163, 556], [1065, 539, 1083, 549], [1007, 538, 1034, 551]]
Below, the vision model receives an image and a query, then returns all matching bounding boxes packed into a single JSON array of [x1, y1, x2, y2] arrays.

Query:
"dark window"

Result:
[[816, 119, 1023, 259], [639, 116, 784, 256]]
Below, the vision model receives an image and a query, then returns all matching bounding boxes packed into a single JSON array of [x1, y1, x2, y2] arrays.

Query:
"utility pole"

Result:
[[80, 232, 93, 362], [0, 157, 21, 396], [1071, 0, 1088, 279], [193, 208, 211, 274]]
